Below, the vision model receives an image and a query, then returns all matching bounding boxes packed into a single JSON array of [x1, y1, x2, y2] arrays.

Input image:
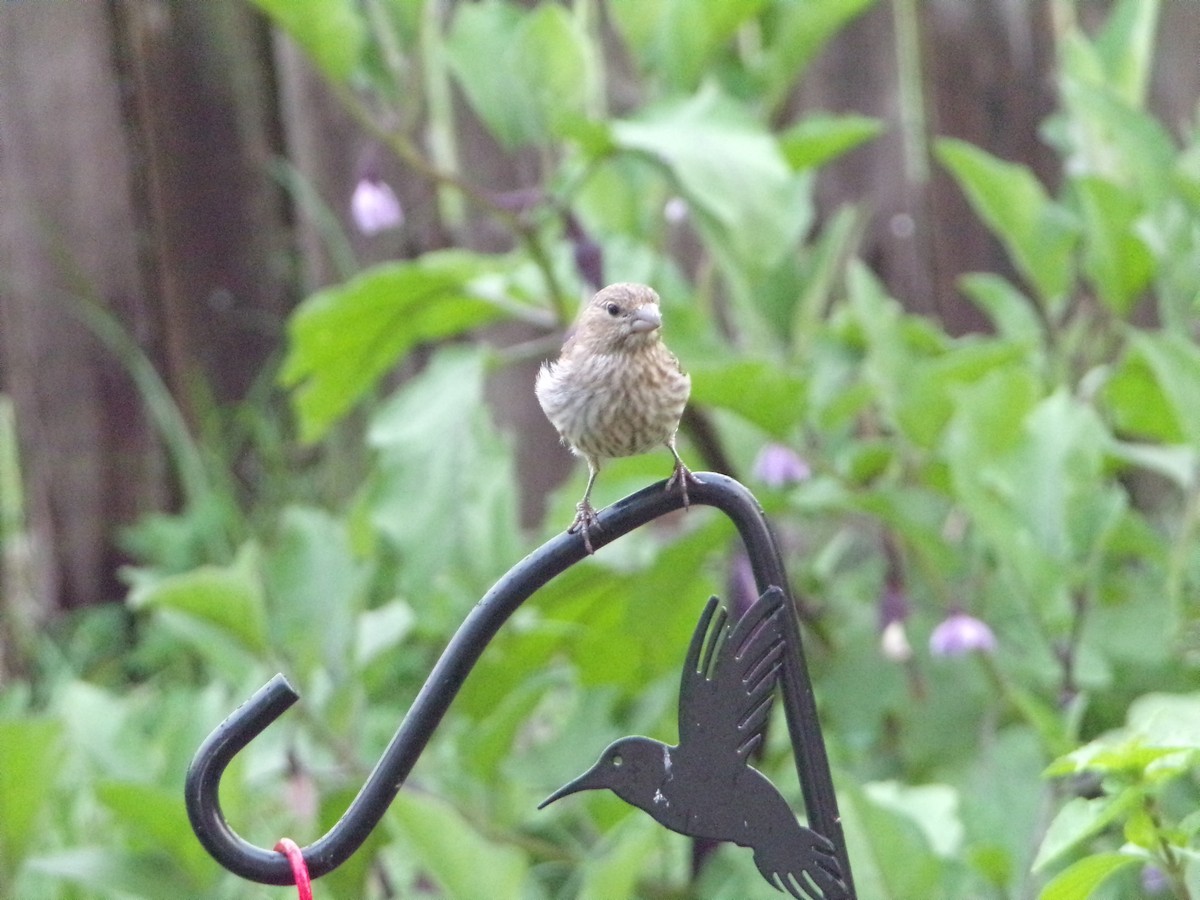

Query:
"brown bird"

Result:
[[536, 282, 696, 553]]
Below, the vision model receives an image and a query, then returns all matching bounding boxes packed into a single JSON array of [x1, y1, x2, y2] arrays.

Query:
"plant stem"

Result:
[[891, 0, 929, 185], [418, 0, 466, 229], [1166, 472, 1200, 630], [1146, 797, 1194, 900], [364, 0, 408, 97]]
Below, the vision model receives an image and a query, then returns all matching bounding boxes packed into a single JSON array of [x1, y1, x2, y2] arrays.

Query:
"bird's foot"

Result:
[[666, 461, 702, 509], [567, 500, 600, 554]]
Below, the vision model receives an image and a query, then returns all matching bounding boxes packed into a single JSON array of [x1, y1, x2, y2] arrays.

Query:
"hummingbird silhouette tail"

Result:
[[754, 824, 848, 900]]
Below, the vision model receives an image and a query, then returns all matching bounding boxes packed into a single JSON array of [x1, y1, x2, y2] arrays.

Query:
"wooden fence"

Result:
[[1, 0, 1197, 619]]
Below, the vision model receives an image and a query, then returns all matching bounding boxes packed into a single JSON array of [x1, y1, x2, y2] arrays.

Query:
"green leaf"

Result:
[[840, 258, 948, 423], [1043, 695, 1200, 805], [25, 847, 184, 899], [839, 780, 948, 898], [936, 138, 1077, 306], [1126, 692, 1200, 748], [1075, 176, 1154, 316], [0, 395, 23, 541], [265, 506, 368, 681], [446, 0, 595, 147], [759, 0, 878, 110], [895, 339, 1032, 449], [0, 718, 61, 872], [1094, 0, 1161, 108], [577, 815, 662, 900], [945, 382, 1118, 612], [1142, 198, 1200, 333], [367, 348, 521, 607], [389, 790, 528, 898], [658, 0, 771, 89], [1123, 804, 1158, 850], [459, 670, 564, 780], [128, 544, 269, 654], [959, 274, 1044, 343], [607, 0, 668, 64], [1015, 393, 1110, 560], [960, 727, 1048, 889], [1107, 441, 1198, 492], [1038, 852, 1140, 900], [1103, 331, 1200, 446], [96, 781, 215, 888], [862, 781, 963, 859], [354, 600, 416, 668], [1046, 742, 1185, 781], [849, 486, 959, 576], [779, 114, 885, 171], [445, 0, 524, 143], [609, 84, 810, 275], [1059, 79, 1177, 203], [1033, 793, 1141, 872], [310, 784, 388, 899], [790, 204, 863, 352], [280, 253, 508, 442], [688, 358, 806, 437], [250, 0, 365, 82]]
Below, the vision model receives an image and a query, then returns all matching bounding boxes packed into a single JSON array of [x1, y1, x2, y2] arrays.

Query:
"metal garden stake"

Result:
[[185, 473, 855, 897]]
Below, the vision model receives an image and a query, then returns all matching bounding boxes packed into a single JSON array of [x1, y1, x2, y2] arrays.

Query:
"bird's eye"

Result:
[[605, 302, 621, 317], [611, 753, 624, 768]]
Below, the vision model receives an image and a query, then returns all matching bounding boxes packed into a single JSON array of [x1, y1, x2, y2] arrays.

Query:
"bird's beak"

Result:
[[537, 765, 607, 809], [628, 306, 662, 334]]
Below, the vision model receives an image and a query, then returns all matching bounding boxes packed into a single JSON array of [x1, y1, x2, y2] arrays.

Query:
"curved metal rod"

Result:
[[185, 473, 853, 892]]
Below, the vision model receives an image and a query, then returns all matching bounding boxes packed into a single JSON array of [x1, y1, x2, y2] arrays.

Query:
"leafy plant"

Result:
[[4, 0, 1199, 898]]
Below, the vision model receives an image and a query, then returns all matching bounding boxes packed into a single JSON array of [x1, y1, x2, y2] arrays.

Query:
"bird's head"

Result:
[[574, 283, 664, 354], [538, 736, 669, 810]]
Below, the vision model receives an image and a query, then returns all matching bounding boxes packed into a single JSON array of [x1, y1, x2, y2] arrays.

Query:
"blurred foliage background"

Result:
[[2, 0, 1200, 897]]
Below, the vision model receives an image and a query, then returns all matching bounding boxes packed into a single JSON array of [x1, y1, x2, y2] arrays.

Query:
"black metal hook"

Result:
[[185, 473, 854, 894]]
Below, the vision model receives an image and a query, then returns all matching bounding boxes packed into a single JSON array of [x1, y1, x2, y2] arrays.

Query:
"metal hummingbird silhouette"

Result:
[[541, 587, 847, 899], [184, 474, 855, 896]]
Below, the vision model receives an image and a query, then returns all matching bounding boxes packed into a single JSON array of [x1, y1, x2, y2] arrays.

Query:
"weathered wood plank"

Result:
[[0, 2, 161, 611]]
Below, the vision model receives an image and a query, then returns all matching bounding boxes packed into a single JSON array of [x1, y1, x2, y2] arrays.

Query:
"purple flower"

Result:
[[753, 443, 811, 488], [879, 582, 909, 629], [351, 177, 403, 235], [929, 610, 996, 657], [1141, 865, 1170, 895]]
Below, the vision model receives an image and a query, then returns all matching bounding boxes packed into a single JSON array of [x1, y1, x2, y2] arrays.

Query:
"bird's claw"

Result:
[[666, 462, 701, 509], [568, 501, 600, 554]]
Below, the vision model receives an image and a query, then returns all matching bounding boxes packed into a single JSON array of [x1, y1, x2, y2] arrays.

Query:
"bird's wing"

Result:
[[667, 348, 688, 376], [678, 587, 787, 762], [558, 329, 579, 358]]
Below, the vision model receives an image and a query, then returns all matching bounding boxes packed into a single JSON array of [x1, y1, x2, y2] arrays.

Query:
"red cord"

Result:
[[274, 838, 313, 900]]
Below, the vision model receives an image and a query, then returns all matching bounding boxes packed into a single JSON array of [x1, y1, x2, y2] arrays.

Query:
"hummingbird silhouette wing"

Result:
[[678, 587, 787, 762], [755, 822, 847, 900]]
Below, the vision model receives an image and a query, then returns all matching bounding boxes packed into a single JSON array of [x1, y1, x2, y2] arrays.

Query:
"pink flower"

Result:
[[663, 196, 689, 224], [929, 610, 996, 657], [752, 443, 811, 488], [351, 177, 403, 235]]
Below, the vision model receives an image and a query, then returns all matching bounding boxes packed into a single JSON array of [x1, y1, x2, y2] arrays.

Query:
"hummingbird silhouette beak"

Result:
[[538, 766, 607, 809]]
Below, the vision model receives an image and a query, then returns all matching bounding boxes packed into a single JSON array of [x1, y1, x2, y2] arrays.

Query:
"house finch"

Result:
[[536, 282, 696, 553]]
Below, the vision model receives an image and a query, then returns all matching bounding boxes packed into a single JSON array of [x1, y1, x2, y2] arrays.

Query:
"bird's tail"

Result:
[[754, 824, 848, 900]]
